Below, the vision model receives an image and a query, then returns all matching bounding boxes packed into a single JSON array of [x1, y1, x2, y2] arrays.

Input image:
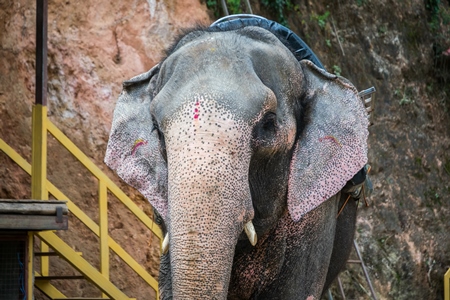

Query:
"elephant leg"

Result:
[[321, 193, 358, 294]]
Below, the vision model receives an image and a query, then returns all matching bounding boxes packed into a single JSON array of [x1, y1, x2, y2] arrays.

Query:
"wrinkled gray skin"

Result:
[[105, 26, 368, 299]]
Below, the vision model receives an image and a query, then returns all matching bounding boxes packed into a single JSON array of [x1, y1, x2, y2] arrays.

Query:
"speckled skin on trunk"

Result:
[[105, 26, 369, 299]]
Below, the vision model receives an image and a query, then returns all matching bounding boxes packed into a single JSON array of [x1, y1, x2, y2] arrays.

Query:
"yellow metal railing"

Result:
[[0, 104, 162, 299], [445, 268, 449, 300]]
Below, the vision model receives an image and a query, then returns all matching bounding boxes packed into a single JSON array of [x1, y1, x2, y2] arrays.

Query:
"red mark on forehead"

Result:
[[194, 101, 200, 119]]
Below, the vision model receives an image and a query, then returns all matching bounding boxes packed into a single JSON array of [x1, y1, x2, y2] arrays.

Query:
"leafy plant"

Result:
[[261, 0, 292, 27], [378, 25, 388, 34], [356, 0, 367, 6], [228, 0, 241, 14], [206, 0, 220, 17], [326, 39, 331, 48], [206, 0, 242, 17], [332, 65, 341, 76], [425, 0, 450, 32], [395, 87, 413, 106], [399, 97, 412, 106], [425, 0, 441, 17], [312, 11, 330, 29], [424, 187, 442, 206]]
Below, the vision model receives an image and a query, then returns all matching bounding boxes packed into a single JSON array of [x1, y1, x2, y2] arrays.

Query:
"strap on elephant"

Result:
[[337, 164, 373, 217], [211, 15, 374, 215]]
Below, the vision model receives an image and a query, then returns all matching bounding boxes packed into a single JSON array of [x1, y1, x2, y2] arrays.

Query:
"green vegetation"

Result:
[[378, 25, 388, 34], [356, 0, 367, 6], [311, 11, 330, 29], [332, 65, 342, 76], [426, 0, 442, 31], [207, 0, 293, 27], [261, 0, 292, 27], [228, 0, 241, 14], [207, 0, 242, 17], [426, 0, 450, 32], [424, 187, 442, 207], [395, 87, 413, 106], [206, 0, 220, 17], [415, 157, 423, 166]]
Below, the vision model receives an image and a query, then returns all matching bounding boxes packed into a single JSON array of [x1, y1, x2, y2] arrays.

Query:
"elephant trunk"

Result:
[[165, 115, 254, 298], [169, 222, 240, 298], [167, 171, 253, 298]]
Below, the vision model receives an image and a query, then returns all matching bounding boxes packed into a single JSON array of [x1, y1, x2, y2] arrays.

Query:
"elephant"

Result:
[[105, 17, 369, 300]]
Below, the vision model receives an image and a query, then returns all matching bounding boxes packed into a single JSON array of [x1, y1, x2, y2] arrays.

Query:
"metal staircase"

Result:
[[0, 106, 162, 299], [1, 3, 164, 294]]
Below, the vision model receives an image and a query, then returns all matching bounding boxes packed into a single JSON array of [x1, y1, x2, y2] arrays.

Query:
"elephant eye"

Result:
[[261, 112, 277, 132], [252, 112, 278, 148]]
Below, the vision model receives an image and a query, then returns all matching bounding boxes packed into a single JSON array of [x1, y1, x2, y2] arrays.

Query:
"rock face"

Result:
[[1, 0, 449, 299]]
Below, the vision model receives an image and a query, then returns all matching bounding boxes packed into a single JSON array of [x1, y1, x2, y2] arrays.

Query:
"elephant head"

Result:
[[105, 26, 368, 299]]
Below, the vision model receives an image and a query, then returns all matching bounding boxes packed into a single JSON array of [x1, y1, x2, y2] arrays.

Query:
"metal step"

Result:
[[35, 275, 85, 280], [35, 252, 60, 256], [35, 251, 82, 256], [54, 298, 110, 300], [53, 298, 136, 300]]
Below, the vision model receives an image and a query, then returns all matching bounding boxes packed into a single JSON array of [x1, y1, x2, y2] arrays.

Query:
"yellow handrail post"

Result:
[[34, 0, 50, 286], [27, 232, 35, 300], [445, 268, 450, 300], [99, 180, 109, 298], [31, 105, 48, 203], [31, 104, 50, 278]]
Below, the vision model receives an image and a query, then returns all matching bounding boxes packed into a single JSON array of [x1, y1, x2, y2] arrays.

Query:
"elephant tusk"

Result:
[[161, 233, 169, 254], [244, 221, 257, 246]]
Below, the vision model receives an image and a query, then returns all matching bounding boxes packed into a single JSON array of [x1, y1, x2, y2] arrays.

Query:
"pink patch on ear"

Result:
[[319, 135, 342, 147], [131, 139, 148, 155]]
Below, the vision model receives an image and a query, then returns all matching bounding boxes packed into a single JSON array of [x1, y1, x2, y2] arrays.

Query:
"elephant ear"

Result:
[[287, 60, 369, 222], [104, 65, 169, 220]]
